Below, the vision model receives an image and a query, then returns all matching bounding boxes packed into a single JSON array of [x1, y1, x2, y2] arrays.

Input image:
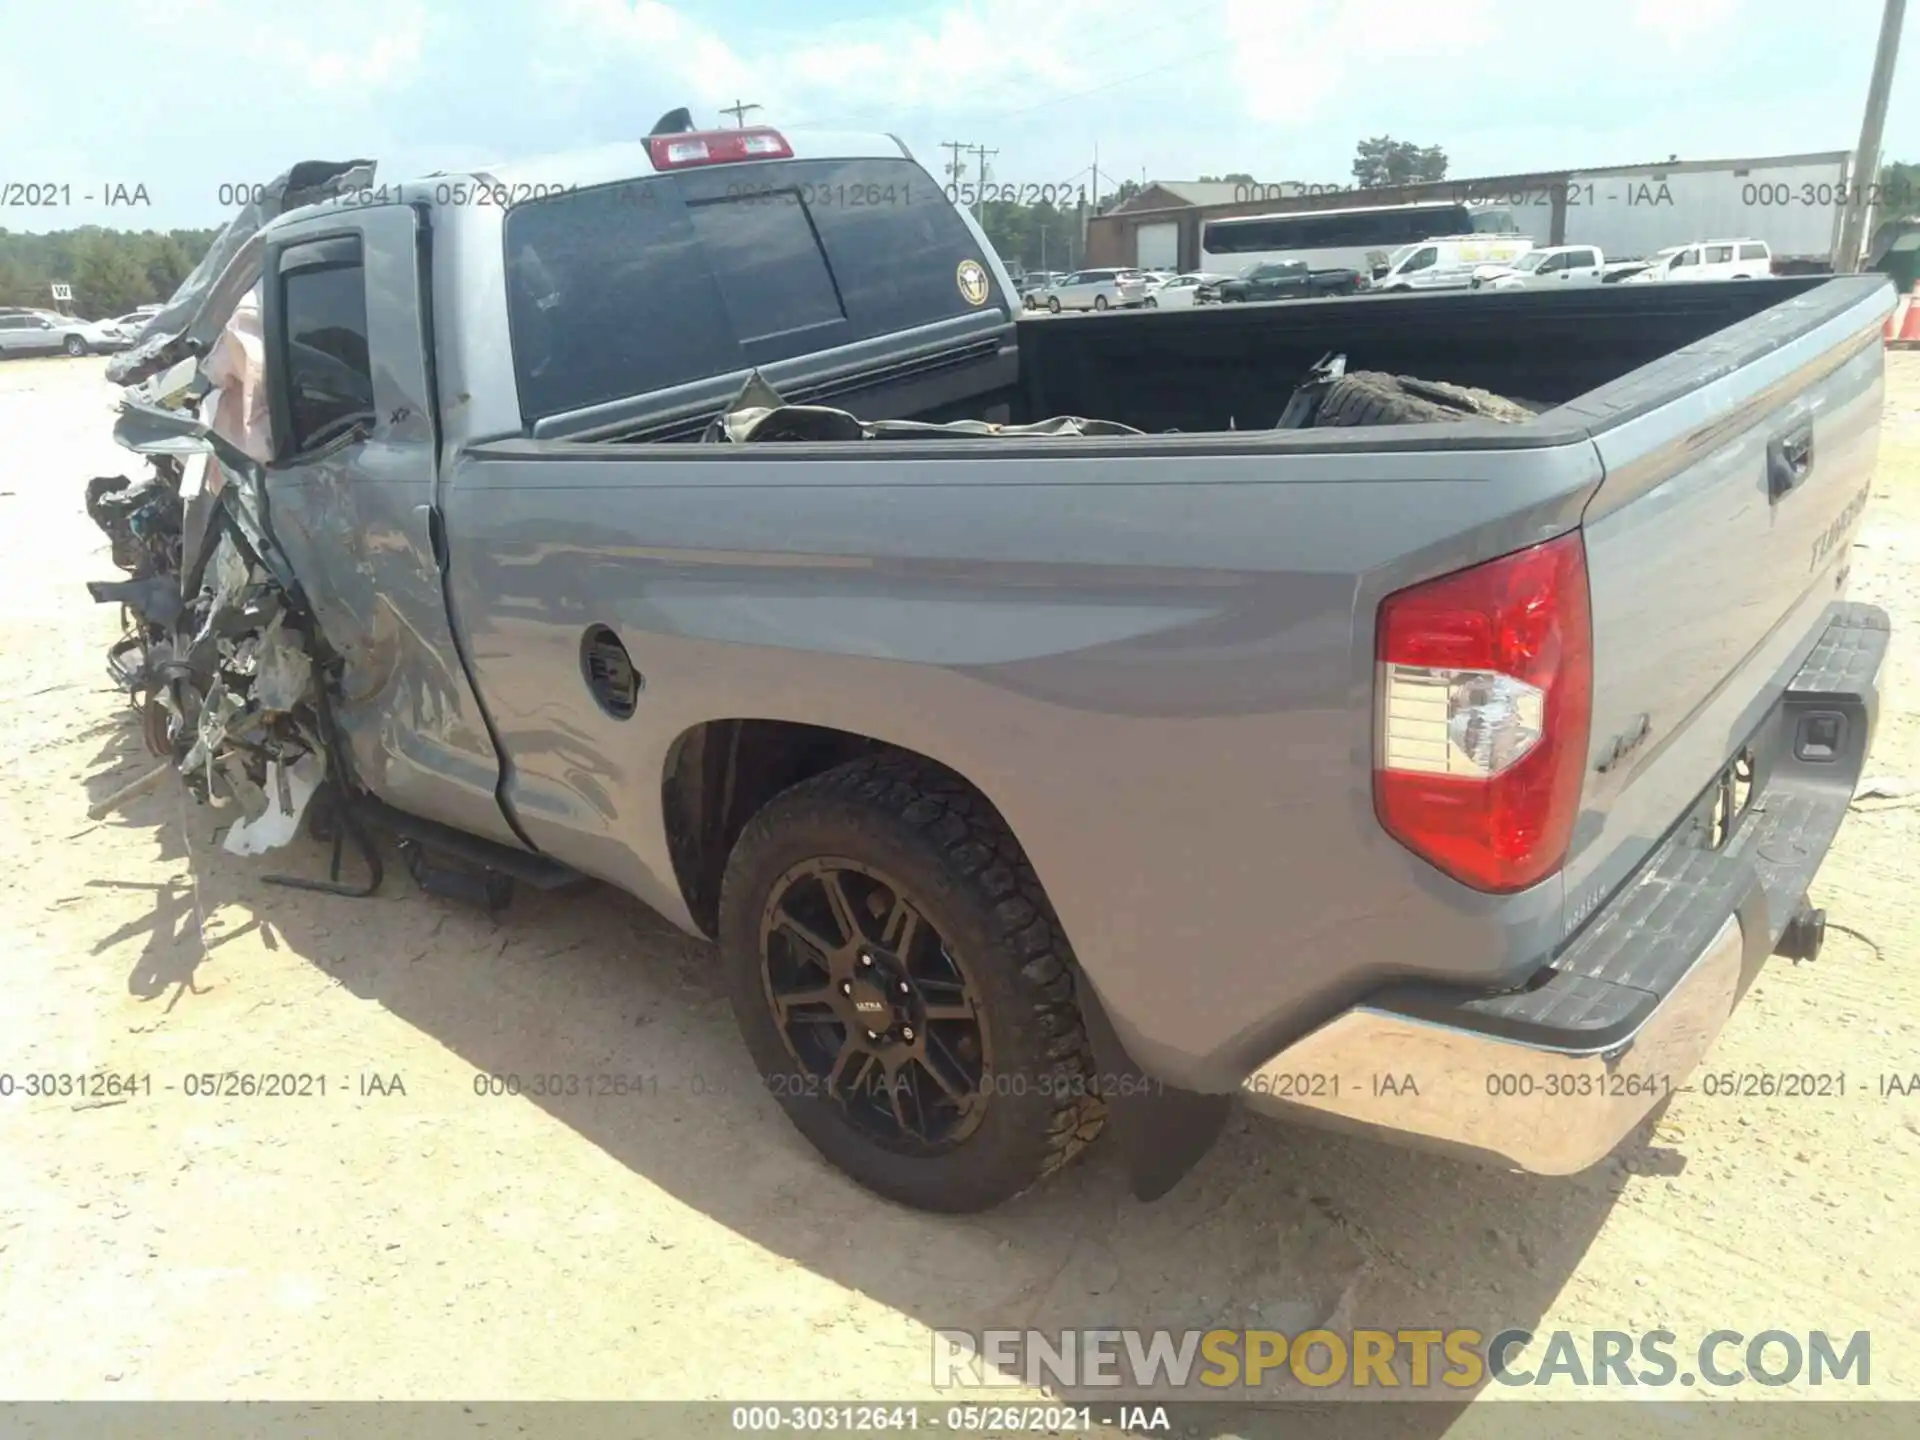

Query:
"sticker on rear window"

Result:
[[957, 259, 990, 306]]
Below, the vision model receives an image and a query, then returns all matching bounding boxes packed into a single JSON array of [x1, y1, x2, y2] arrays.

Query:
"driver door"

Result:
[[255, 203, 525, 847]]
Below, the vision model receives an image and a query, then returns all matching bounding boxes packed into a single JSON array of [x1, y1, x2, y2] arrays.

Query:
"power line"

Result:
[[719, 99, 762, 128]]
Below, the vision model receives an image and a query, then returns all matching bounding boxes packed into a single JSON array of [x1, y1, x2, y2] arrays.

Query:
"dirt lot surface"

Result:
[[2, 351, 1919, 1436]]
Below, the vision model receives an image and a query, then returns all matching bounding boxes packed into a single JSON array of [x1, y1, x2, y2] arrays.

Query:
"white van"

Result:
[[1371, 233, 1534, 291], [1621, 239, 1771, 284]]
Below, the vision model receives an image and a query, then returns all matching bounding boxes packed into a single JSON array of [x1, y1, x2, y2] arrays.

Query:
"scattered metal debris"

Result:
[[84, 169, 358, 863]]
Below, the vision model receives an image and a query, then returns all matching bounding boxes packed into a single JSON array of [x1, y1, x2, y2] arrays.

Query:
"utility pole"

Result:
[[968, 143, 999, 223], [940, 140, 972, 202], [719, 99, 762, 128], [1084, 144, 1101, 261], [1837, 0, 1906, 271]]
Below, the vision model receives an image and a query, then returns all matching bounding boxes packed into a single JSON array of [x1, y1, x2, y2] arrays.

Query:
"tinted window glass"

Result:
[[684, 192, 843, 342], [280, 256, 375, 454], [1205, 218, 1294, 254], [503, 157, 995, 423], [1705, 245, 1733, 264], [1738, 242, 1767, 260], [0, 318, 24, 330], [1295, 215, 1345, 248]]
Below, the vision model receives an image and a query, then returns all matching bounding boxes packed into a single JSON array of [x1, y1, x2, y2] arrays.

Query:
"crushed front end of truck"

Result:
[[82, 159, 381, 888]]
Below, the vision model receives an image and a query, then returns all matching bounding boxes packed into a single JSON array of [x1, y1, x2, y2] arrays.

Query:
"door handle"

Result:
[[1767, 420, 1815, 501]]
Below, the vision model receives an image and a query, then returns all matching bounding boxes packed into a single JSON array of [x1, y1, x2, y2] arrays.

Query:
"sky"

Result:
[[2, 0, 1916, 233]]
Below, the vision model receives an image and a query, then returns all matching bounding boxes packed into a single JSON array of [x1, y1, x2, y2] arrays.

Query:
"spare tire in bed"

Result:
[[1309, 371, 1535, 427]]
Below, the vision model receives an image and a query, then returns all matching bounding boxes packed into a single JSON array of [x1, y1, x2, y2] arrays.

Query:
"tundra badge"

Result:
[[1810, 481, 1872, 572]]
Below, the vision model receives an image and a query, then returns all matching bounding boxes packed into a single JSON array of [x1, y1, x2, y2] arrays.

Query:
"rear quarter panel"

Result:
[[442, 436, 1602, 1091]]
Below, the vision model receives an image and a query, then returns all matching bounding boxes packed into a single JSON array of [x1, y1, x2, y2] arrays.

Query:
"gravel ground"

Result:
[[2, 351, 1918, 1435]]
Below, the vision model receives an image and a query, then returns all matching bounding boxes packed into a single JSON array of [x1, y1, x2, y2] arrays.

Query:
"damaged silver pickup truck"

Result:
[[85, 121, 1894, 1214]]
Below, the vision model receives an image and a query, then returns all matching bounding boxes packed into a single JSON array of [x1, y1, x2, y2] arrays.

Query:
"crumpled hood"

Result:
[[106, 158, 375, 388]]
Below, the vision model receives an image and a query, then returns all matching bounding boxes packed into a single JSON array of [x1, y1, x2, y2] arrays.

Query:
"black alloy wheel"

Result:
[[759, 856, 990, 1153], [718, 757, 1104, 1212]]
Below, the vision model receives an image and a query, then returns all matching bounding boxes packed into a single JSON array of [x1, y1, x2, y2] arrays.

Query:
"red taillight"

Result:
[[1373, 532, 1592, 893], [647, 127, 793, 170]]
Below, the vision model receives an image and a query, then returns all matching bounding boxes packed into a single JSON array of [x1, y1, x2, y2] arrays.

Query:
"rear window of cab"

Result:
[[503, 156, 1003, 424]]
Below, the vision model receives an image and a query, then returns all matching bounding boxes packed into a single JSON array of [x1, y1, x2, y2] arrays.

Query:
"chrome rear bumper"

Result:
[[1241, 913, 1742, 1174]]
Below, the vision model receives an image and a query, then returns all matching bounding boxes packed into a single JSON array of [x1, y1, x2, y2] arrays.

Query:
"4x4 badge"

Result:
[[957, 259, 990, 306]]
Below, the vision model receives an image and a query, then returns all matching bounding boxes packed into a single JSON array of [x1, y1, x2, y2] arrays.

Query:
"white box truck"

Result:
[[1559, 152, 1852, 271]]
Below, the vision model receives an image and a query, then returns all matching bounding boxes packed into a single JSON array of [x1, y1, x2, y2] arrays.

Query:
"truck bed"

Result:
[[1004, 276, 1839, 434], [568, 276, 1840, 442]]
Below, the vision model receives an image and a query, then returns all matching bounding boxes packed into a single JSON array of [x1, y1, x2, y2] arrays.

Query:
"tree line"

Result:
[[0, 227, 218, 318]]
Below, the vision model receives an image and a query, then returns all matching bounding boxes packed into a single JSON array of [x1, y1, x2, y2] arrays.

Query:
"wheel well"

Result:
[[662, 720, 999, 938]]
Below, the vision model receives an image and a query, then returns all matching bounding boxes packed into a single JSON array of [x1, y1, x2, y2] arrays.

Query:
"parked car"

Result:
[[1146, 272, 1232, 309], [0, 310, 99, 357], [1372, 233, 1535, 292], [1042, 268, 1150, 312], [1199, 259, 1365, 303], [74, 317, 142, 352], [1474, 245, 1607, 291], [1621, 239, 1772, 284], [1018, 273, 1065, 310], [110, 310, 161, 338], [103, 118, 1894, 1217], [1127, 271, 1170, 306]]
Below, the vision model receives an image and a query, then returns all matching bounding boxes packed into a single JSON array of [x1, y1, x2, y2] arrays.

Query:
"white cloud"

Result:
[[308, 8, 428, 90], [1627, 0, 1739, 43], [125, 0, 429, 94], [1, 0, 1904, 233], [551, 0, 762, 106], [550, 0, 1163, 131]]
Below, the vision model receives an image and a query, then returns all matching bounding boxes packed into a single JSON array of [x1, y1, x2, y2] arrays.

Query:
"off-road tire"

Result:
[[718, 755, 1105, 1212], [1311, 370, 1535, 427]]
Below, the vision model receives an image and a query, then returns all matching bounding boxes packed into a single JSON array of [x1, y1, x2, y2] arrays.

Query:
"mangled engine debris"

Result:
[[83, 158, 378, 892], [85, 427, 340, 872]]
